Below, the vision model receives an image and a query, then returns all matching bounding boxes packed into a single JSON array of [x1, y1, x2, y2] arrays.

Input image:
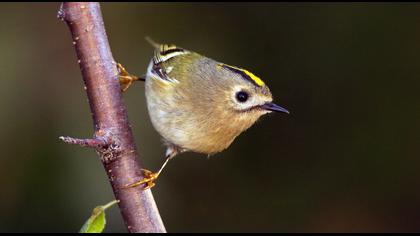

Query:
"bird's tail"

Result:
[[145, 36, 161, 49]]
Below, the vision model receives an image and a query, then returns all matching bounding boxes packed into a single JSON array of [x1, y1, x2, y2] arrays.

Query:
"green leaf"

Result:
[[79, 200, 119, 233]]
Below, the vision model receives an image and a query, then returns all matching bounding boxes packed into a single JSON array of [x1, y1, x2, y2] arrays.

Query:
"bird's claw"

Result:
[[124, 169, 159, 190], [117, 63, 141, 92]]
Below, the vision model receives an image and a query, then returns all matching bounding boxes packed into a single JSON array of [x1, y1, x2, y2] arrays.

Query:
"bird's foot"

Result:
[[124, 169, 159, 190], [123, 152, 175, 190], [117, 63, 144, 92]]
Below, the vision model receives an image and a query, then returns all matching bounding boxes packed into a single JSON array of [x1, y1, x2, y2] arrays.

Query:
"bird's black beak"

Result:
[[261, 102, 290, 114]]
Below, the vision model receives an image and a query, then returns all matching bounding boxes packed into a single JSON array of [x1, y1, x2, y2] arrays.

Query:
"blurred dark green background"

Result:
[[0, 2, 419, 233]]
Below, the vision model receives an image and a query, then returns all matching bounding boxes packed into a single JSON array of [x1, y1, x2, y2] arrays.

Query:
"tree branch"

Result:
[[57, 2, 166, 233], [59, 136, 109, 148]]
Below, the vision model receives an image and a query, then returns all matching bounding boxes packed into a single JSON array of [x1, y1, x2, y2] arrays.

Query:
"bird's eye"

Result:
[[236, 91, 249, 103]]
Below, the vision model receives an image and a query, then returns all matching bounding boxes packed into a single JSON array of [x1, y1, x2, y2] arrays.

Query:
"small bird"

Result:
[[118, 38, 289, 189]]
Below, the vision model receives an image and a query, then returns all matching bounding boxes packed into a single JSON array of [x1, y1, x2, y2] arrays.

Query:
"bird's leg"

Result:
[[117, 63, 145, 92], [124, 146, 180, 190]]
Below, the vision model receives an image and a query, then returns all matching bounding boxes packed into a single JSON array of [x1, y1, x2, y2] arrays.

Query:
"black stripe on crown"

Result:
[[219, 64, 262, 87], [160, 48, 184, 56]]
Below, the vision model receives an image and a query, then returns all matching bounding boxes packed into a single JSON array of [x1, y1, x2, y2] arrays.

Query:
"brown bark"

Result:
[[58, 2, 166, 233]]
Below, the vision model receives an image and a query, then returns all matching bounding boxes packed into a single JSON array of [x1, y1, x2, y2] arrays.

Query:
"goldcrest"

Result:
[[119, 38, 289, 189]]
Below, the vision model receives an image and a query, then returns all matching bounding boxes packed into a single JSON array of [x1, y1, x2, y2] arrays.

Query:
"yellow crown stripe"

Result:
[[219, 64, 265, 87], [241, 68, 265, 87]]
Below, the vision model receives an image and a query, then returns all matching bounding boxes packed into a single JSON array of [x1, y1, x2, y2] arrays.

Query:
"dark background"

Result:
[[0, 3, 419, 233]]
